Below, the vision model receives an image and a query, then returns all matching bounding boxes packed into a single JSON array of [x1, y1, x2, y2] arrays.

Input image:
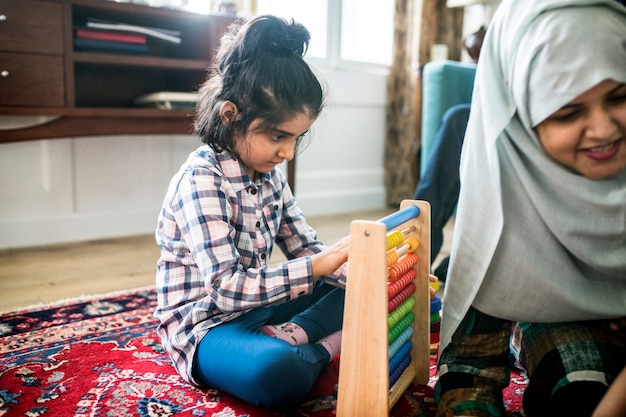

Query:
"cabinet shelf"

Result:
[[0, 0, 297, 192], [0, 112, 195, 142], [72, 51, 211, 70], [0, 0, 234, 143]]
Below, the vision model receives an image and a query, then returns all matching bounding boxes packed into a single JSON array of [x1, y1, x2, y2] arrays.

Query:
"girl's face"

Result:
[[535, 80, 626, 180], [235, 113, 315, 179]]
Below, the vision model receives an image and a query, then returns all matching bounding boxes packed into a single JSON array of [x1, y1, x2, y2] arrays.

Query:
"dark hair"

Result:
[[194, 15, 325, 155]]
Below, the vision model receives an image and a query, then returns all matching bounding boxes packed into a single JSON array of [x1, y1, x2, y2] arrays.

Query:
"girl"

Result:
[[435, 1, 626, 416], [154, 15, 349, 408]]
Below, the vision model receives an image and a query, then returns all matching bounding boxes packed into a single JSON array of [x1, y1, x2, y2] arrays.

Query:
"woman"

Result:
[[435, 1, 626, 416]]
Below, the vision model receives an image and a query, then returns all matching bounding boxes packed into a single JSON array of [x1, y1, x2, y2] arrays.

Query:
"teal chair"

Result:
[[420, 60, 476, 177]]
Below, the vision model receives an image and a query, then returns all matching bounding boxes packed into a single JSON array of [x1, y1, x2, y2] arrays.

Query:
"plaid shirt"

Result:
[[154, 145, 345, 385]]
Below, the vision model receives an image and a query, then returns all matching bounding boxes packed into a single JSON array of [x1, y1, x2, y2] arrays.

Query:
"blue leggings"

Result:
[[192, 281, 344, 408]]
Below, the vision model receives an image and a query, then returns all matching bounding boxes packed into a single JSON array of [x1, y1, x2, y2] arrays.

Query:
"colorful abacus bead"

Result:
[[386, 230, 404, 250], [388, 269, 416, 299], [387, 253, 418, 281], [430, 295, 442, 352], [386, 237, 419, 266]]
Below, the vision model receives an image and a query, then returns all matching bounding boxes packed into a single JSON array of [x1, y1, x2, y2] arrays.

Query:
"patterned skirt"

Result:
[[435, 307, 626, 417]]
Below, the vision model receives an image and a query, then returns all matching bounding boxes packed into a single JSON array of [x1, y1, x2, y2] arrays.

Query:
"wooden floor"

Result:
[[0, 208, 453, 313]]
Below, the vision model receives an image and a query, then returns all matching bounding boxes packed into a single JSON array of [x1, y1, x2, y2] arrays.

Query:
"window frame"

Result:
[[254, 0, 393, 73]]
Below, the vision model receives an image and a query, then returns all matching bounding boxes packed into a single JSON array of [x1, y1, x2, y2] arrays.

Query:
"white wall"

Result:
[[0, 68, 389, 249], [294, 68, 388, 216]]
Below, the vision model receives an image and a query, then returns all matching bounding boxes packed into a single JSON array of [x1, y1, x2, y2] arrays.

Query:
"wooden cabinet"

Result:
[[0, 52, 65, 107], [0, 0, 64, 108], [0, 0, 235, 142], [0, 0, 63, 55]]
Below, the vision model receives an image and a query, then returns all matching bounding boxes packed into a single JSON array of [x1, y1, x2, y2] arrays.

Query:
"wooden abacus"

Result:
[[336, 200, 431, 416]]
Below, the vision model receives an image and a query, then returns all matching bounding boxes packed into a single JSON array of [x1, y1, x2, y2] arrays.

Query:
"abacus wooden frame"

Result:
[[336, 199, 431, 416]]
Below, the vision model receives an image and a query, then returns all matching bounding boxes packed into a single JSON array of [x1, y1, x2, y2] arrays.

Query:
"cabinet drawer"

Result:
[[0, 52, 64, 107], [0, 0, 63, 55]]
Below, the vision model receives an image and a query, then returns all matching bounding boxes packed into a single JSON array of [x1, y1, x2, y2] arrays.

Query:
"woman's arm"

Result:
[[592, 366, 626, 417]]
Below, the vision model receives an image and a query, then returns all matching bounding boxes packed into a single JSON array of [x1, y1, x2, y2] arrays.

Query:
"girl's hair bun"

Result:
[[243, 15, 311, 59], [263, 21, 310, 57]]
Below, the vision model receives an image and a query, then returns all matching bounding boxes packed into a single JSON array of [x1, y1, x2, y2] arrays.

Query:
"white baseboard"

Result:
[[0, 209, 159, 250]]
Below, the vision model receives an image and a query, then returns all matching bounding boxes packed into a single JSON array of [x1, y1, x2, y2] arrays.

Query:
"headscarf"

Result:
[[440, 0, 626, 352]]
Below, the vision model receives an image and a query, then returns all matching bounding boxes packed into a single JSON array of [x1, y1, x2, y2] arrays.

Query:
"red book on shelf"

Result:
[[75, 28, 147, 44]]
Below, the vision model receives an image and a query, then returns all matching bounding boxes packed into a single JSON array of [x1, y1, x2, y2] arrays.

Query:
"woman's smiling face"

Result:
[[535, 80, 626, 180]]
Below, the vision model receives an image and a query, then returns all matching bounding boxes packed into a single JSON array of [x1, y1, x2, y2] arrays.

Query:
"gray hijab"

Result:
[[440, 0, 626, 353]]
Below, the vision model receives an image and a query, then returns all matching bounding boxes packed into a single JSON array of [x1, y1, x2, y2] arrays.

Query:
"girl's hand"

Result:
[[310, 241, 442, 301], [310, 236, 350, 279]]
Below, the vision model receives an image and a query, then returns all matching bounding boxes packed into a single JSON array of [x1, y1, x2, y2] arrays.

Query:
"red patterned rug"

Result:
[[0, 287, 527, 416]]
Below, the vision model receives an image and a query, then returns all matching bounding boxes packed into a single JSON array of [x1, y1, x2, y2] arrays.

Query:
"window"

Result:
[[174, 0, 394, 67], [339, 0, 394, 66], [255, 0, 394, 67]]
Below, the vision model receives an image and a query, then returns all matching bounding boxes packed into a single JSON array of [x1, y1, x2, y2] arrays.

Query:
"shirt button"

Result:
[[273, 204, 279, 210], [250, 189, 257, 195], [256, 221, 261, 227], [260, 253, 266, 260], [214, 278, 222, 287]]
